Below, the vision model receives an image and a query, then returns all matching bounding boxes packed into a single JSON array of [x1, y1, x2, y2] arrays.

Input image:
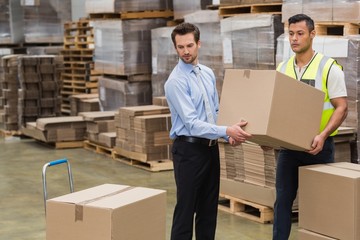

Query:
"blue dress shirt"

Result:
[[164, 59, 227, 140]]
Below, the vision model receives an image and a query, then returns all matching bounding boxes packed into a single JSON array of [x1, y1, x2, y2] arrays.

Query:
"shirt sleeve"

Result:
[[327, 64, 347, 99]]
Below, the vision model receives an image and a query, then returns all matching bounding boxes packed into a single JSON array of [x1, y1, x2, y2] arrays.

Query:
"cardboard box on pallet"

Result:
[[218, 69, 325, 151], [299, 164, 360, 240], [46, 184, 166, 240]]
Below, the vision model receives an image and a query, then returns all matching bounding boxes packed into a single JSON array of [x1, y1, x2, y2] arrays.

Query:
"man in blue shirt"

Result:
[[164, 22, 252, 240]]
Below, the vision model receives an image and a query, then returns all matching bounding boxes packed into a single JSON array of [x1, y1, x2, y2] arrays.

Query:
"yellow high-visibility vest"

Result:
[[277, 53, 343, 136]]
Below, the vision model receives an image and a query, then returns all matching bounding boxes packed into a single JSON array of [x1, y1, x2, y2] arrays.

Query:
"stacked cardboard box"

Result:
[[0, 0, 23, 44], [18, 55, 63, 128], [46, 183, 166, 240], [221, 14, 284, 70], [79, 111, 117, 148], [114, 105, 172, 163], [22, 0, 71, 43], [0, 55, 20, 130], [299, 163, 360, 239]]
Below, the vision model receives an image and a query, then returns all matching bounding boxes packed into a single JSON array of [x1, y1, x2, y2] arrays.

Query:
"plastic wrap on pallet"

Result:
[[85, 0, 172, 14], [221, 14, 284, 70], [184, 10, 224, 96], [282, 0, 360, 23], [173, 0, 213, 20], [23, 0, 71, 43], [333, 0, 360, 22], [98, 76, 152, 111], [0, 0, 24, 44], [151, 26, 177, 97], [281, 0, 303, 23], [93, 19, 167, 76]]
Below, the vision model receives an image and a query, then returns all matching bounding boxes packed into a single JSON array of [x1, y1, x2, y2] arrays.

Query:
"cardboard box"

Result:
[[218, 69, 325, 151], [46, 184, 166, 240], [298, 229, 336, 240], [299, 165, 360, 240]]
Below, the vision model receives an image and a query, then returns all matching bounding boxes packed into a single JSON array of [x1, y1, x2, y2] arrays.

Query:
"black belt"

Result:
[[177, 136, 218, 147]]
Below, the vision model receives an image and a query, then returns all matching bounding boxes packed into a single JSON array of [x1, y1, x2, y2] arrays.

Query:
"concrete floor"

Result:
[[0, 137, 298, 240]]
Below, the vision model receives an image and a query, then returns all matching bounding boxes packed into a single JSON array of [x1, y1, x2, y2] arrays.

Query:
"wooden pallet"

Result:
[[88, 9, 173, 20], [315, 22, 360, 36], [83, 140, 113, 158], [218, 194, 274, 223], [0, 129, 23, 138], [112, 151, 173, 172], [35, 140, 84, 149], [219, 3, 282, 17]]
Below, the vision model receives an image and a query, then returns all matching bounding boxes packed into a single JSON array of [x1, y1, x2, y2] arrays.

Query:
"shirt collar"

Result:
[[178, 58, 201, 74], [293, 51, 317, 68]]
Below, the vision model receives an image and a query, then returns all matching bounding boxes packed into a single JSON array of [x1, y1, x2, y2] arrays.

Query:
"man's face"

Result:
[[288, 20, 315, 54], [174, 33, 201, 65]]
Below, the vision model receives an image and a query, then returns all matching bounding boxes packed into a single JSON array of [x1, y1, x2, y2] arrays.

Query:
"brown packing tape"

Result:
[[75, 186, 135, 222], [243, 69, 251, 79]]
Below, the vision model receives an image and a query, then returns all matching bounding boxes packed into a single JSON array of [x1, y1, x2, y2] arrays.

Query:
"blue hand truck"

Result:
[[42, 158, 74, 214]]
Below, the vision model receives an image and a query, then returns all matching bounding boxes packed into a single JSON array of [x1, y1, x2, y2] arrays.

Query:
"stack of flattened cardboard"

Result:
[[80, 111, 117, 148], [152, 96, 168, 107], [22, 116, 86, 143], [70, 94, 100, 116], [18, 55, 63, 128], [0, 55, 20, 130], [219, 140, 245, 181], [114, 105, 172, 163]]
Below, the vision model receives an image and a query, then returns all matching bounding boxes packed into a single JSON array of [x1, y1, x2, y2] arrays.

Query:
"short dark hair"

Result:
[[171, 22, 200, 46], [288, 14, 315, 32]]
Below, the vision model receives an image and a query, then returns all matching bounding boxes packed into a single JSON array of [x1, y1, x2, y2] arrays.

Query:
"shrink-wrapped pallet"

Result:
[[173, 0, 212, 20], [0, 0, 23, 44], [23, 0, 71, 43], [85, 0, 172, 14], [221, 14, 284, 70], [93, 19, 167, 76], [151, 26, 177, 97]]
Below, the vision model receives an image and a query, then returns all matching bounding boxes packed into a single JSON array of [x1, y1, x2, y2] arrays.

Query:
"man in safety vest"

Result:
[[272, 14, 348, 240]]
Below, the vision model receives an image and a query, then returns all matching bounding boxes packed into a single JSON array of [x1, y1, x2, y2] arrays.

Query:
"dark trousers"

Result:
[[273, 137, 335, 240], [170, 139, 220, 240]]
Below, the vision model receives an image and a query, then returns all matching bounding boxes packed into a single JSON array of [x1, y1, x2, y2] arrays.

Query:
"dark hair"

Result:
[[288, 14, 315, 32], [171, 22, 200, 46]]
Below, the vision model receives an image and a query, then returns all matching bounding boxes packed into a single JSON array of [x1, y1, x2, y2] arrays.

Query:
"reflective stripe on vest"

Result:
[[277, 53, 341, 136]]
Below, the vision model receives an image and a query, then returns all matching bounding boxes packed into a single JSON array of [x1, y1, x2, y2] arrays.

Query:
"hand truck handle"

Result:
[[48, 158, 68, 166], [42, 158, 74, 215]]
